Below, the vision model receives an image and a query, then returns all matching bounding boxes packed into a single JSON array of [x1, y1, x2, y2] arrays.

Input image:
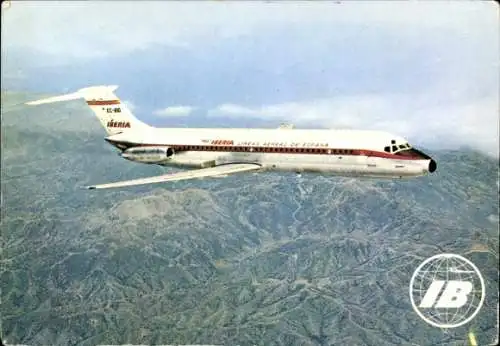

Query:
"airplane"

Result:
[[25, 85, 437, 190]]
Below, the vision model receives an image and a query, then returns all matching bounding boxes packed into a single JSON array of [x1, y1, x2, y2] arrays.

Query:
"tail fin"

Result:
[[25, 85, 151, 135]]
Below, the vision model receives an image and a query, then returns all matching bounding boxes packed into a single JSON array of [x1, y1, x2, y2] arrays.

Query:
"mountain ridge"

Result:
[[1, 92, 498, 345]]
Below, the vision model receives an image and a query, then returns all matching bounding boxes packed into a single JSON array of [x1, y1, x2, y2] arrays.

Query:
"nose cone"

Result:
[[428, 159, 437, 173], [404, 148, 436, 174]]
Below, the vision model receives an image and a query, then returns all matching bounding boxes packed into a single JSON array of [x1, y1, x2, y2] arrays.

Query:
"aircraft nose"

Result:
[[428, 159, 437, 173]]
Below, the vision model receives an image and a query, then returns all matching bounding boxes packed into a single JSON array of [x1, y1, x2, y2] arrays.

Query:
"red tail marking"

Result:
[[87, 100, 121, 106]]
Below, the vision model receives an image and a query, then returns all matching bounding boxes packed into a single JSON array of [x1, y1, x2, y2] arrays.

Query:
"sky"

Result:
[[2, 1, 499, 157]]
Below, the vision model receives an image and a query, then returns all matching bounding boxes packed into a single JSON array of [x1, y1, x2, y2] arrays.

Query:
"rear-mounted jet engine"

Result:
[[121, 147, 174, 164]]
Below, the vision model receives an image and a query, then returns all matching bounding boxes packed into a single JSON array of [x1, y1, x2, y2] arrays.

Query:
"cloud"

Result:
[[210, 93, 499, 158], [122, 100, 136, 112], [2, 1, 497, 63], [153, 106, 195, 117], [214, 104, 261, 117]]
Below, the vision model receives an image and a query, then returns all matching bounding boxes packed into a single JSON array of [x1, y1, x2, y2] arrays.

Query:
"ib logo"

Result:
[[409, 253, 485, 328]]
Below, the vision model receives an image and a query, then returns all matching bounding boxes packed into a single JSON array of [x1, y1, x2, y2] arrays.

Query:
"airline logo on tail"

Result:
[[107, 120, 131, 128]]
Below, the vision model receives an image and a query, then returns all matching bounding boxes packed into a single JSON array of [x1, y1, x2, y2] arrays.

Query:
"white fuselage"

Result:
[[107, 127, 437, 179]]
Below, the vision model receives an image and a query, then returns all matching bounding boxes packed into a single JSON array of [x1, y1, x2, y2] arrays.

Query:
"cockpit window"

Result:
[[383, 141, 414, 154], [383, 142, 413, 154]]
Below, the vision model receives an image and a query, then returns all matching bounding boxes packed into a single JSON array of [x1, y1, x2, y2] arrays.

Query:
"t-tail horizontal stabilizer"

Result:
[[25, 85, 119, 105]]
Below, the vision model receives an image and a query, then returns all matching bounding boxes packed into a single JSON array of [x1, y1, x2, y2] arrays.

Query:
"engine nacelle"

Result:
[[121, 146, 174, 163]]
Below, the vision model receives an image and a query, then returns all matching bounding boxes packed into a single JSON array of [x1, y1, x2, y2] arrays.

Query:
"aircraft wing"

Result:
[[86, 163, 262, 190]]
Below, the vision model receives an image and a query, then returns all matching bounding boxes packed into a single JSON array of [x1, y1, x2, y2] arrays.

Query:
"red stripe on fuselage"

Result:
[[104, 139, 429, 161], [87, 100, 121, 106]]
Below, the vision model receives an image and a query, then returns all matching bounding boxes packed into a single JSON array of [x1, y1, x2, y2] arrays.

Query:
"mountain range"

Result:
[[1, 91, 498, 346]]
